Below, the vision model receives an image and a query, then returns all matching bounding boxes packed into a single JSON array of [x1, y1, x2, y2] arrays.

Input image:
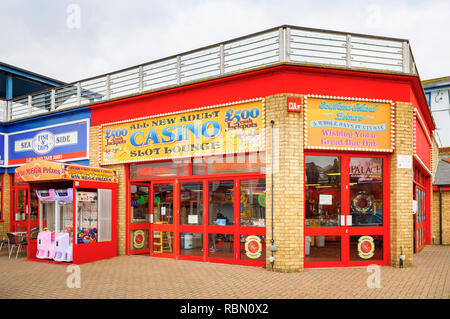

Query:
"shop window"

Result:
[[305, 236, 341, 262], [76, 189, 112, 244], [349, 157, 383, 227], [130, 161, 189, 179], [193, 152, 265, 175], [180, 182, 203, 225], [76, 190, 98, 244], [130, 185, 149, 223], [349, 235, 383, 261], [209, 233, 234, 259], [153, 183, 174, 224], [180, 233, 203, 257], [239, 234, 266, 262], [305, 156, 341, 227], [130, 229, 149, 251], [209, 180, 234, 226], [30, 191, 38, 222], [240, 179, 266, 227], [76, 189, 98, 244], [153, 231, 173, 253]]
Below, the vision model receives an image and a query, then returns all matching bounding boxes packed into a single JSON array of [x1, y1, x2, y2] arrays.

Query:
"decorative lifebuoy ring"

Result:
[[133, 230, 145, 249], [351, 191, 374, 214], [245, 235, 262, 259]]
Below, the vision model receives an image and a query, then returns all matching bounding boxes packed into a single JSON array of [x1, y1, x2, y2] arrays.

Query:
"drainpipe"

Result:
[[439, 186, 443, 245], [269, 120, 276, 271]]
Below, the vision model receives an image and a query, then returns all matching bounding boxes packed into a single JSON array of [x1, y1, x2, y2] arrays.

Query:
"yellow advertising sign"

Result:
[[15, 160, 64, 183], [15, 160, 118, 183], [65, 165, 118, 183], [100, 100, 265, 165], [304, 96, 394, 152]]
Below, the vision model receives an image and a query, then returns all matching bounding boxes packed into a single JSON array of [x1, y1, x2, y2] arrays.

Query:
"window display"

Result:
[[180, 182, 203, 225], [77, 191, 98, 244], [240, 179, 266, 227], [305, 156, 341, 227], [153, 183, 173, 224], [209, 180, 234, 226], [130, 185, 149, 223]]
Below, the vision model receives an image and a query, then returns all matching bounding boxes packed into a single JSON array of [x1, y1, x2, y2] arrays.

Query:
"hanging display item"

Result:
[[357, 235, 375, 259], [245, 235, 262, 259], [351, 191, 374, 214], [133, 230, 146, 249], [258, 193, 266, 207], [240, 191, 250, 219]]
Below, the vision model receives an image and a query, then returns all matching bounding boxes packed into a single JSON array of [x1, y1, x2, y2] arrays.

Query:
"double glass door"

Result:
[[128, 177, 266, 265], [128, 181, 181, 257], [304, 153, 389, 267]]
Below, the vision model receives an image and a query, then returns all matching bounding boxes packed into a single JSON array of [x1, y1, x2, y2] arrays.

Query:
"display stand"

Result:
[[15, 160, 118, 265]]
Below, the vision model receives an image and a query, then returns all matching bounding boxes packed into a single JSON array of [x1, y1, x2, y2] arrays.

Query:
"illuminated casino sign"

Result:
[[100, 99, 265, 165]]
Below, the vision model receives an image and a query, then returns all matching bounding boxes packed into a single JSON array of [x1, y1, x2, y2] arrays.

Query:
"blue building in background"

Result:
[[422, 76, 450, 148]]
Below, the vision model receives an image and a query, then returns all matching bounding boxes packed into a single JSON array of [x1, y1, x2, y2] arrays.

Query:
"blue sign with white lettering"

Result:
[[8, 120, 89, 166]]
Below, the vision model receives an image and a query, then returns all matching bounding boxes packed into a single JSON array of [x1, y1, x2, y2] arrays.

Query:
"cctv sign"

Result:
[[287, 97, 302, 113]]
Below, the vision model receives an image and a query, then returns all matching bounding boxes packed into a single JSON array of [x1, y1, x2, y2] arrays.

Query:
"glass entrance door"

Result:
[[304, 154, 389, 267], [178, 181, 205, 260], [150, 182, 175, 257], [12, 187, 29, 232], [129, 183, 150, 255]]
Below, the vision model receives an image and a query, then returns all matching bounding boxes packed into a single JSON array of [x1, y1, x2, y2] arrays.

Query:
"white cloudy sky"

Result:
[[1, 0, 449, 83]]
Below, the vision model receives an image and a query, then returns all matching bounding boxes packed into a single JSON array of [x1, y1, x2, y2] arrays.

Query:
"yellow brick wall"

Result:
[[265, 94, 304, 272], [0, 173, 11, 236], [89, 126, 127, 256], [432, 143, 450, 246], [432, 191, 450, 245], [390, 102, 414, 267]]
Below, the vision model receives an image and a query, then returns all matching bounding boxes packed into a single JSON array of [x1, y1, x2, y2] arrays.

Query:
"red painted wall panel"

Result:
[[415, 118, 431, 169], [90, 65, 416, 126]]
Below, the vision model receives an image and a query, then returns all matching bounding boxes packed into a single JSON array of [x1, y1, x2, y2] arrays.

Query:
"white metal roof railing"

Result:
[[4, 25, 418, 122]]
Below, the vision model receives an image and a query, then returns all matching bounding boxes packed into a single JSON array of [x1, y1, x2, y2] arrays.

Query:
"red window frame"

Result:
[[413, 162, 431, 253], [304, 151, 390, 268], [10, 175, 34, 233], [126, 156, 267, 267]]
